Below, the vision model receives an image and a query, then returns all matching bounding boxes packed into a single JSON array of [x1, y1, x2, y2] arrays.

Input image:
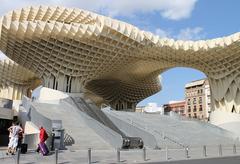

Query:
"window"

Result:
[[199, 97, 202, 104], [188, 106, 191, 112], [193, 98, 196, 104], [199, 105, 203, 111], [208, 96, 211, 102], [193, 106, 197, 112], [197, 89, 203, 94], [188, 114, 191, 118], [187, 99, 191, 105], [194, 113, 197, 118]]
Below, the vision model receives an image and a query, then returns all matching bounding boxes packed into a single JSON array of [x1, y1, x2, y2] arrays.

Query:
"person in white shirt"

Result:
[[6, 122, 23, 155]]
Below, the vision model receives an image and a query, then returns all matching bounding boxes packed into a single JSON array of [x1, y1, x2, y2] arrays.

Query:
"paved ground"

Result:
[[0, 146, 240, 164], [143, 156, 240, 164]]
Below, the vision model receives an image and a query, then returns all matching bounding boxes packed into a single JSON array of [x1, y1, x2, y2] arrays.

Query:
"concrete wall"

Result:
[[210, 110, 240, 137], [0, 98, 12, 109], [0, 107, 13, 120], [32, 86, 69, 104], [19, 96, 53, 149], [12, 100, 22, 112]]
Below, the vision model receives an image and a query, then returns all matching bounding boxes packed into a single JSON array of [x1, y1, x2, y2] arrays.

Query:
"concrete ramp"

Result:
[[32, 101, 115, 150]]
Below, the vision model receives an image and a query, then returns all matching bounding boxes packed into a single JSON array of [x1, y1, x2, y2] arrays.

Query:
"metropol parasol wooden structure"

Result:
[[0, 6, 239, 114]]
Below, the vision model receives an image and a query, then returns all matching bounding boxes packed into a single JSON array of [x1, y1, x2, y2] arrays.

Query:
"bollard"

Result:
[[218, 144, 222, 156], [143, 147, 147, 161], [165, 146, 169, 161], [117, 148, 120, 163], [88, 148, 92, 164], [60, 129, 65, 149], [203, 145, 207, 157], [51, 133, 55, 151], [233, 144, 237, 154], [17, 148, 20, 164], [185, 146, 189, 159], [55, 148, 59, 164]]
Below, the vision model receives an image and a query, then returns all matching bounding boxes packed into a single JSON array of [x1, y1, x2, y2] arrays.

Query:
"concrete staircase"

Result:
[[102, 108, 239, 148], [32, 101, 114, 150]]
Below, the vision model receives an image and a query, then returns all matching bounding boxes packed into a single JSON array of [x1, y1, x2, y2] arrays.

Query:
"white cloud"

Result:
[[155, 28, 171, 38], [0, 0, 198, 20], [176, 27, 205, 40], [154, 27, 205, 40]]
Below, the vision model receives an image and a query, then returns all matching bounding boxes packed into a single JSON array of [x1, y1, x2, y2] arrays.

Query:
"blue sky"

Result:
[[131, 0, 240, 106], [0, 0, 239, 106], [138, 67, 206, 106]]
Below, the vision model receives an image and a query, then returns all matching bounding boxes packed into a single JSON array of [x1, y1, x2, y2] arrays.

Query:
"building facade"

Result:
[[135, 106, 144, 113], [136, 103, 164, 114], [163, 101, 185, 116], [185, 79, 211, 120]]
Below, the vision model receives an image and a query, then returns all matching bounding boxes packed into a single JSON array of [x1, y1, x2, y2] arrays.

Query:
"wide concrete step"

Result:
[[102, 109, 239, 148], [32, 101, 114, 150]]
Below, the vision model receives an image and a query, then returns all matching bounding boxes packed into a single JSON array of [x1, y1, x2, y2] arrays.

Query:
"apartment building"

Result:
[[163, 101, 186, 116], [185, 79, 211, 120]]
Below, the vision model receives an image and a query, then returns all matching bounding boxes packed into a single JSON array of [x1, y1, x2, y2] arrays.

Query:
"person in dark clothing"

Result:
[[17, 123, 24, 149]]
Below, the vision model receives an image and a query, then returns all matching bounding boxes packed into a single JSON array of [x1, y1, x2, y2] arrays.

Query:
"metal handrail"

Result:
[[103, 108, 159, 148], [61, 98, 123, 148], [153, 130, 186, 148], [104, 108, 186, 148]]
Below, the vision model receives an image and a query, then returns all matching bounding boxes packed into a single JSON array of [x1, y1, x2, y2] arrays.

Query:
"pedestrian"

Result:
[[36, 126, 49, 155], [6, 122, 23, 155]]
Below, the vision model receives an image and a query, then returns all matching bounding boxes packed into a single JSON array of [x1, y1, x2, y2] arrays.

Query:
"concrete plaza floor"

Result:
[[144, 156, 240, 164], [0, 146, 240, 164]]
